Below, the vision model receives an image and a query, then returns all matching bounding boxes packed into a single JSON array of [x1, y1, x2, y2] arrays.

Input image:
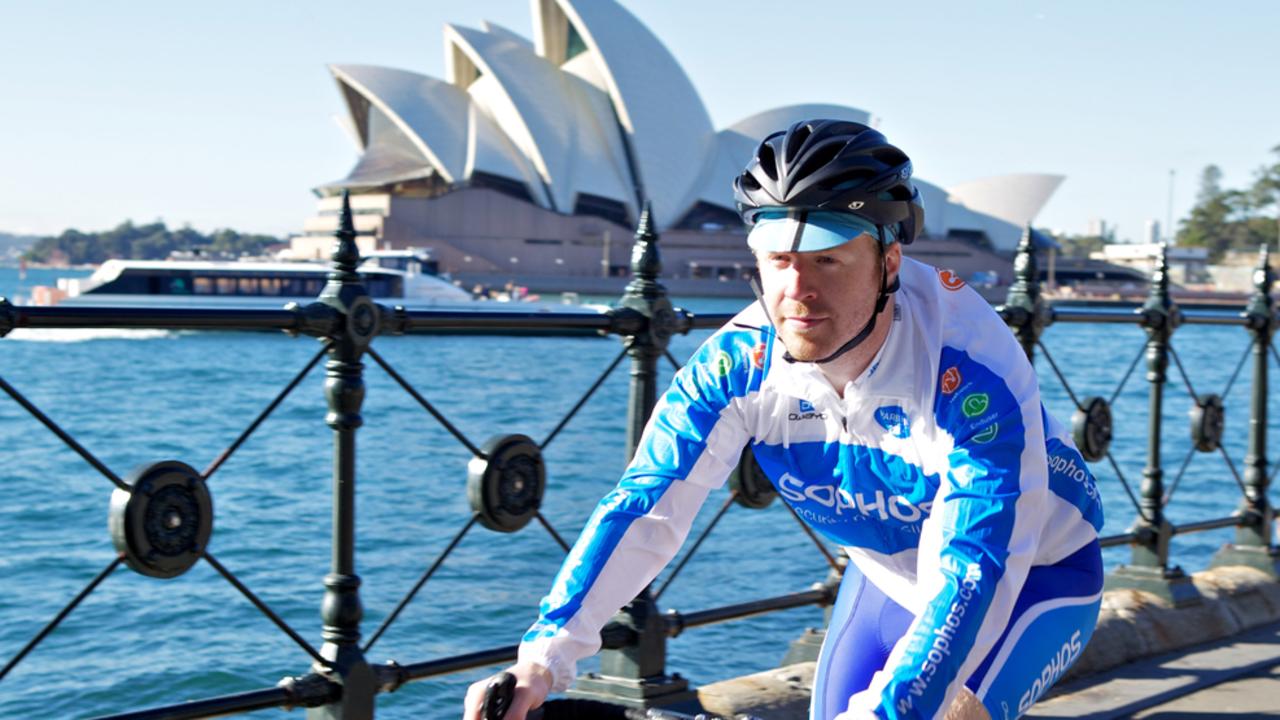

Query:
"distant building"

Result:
[[1093, 243, 1209, 284], [301, 0, 1066, 295], [1087, 218, 1108, 239], [1143, 219, 1162, 245]]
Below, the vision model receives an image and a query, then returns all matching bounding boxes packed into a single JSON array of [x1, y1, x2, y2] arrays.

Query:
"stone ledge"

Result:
[[694, 566, 1280, 719]]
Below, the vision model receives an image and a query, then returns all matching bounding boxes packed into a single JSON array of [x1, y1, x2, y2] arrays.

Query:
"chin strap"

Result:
[[748, 236, 899, 366]]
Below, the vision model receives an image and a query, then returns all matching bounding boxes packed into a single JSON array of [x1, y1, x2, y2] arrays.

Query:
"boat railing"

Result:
[[0, 195, 1276, 718]]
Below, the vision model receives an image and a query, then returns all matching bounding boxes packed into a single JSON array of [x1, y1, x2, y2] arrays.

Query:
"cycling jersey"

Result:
[[519, 257, 1105, 720]]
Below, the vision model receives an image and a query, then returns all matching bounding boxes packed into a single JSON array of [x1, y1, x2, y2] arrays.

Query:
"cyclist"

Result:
[[463, 120, 1104, 720]]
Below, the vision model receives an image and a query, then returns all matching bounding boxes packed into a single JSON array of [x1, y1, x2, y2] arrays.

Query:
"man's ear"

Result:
[[885, 241, 903, 281]]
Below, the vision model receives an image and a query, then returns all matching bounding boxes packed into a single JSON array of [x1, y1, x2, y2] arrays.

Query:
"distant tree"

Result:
[[1048, 226, 1112, 259], [1177, 161, 1276, 260], [22, 221, 281, 265]]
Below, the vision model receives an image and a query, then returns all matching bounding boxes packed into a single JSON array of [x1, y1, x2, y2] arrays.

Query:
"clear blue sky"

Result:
[[2, 1, 1277, 243]]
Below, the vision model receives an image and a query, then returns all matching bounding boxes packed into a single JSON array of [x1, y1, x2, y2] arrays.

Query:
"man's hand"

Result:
[[462, 661, 553, 720]]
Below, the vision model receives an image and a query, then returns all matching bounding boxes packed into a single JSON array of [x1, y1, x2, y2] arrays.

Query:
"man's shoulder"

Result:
[[680, 303, 773, 397]]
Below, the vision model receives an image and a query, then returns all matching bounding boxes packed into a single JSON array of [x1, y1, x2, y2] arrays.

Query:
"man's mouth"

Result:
[[783, 314, 827, 330]]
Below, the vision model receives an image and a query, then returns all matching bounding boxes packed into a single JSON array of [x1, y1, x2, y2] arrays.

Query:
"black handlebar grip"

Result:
[[482, 671, 518, 720]]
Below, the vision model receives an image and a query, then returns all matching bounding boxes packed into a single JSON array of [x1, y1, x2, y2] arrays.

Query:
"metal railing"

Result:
[[0, 198, 1276, 718], [1000, 229, 1279, 605]]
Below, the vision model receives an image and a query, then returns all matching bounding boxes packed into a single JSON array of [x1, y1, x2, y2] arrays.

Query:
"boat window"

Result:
[[169, 277, 191, 295], [194, 277, 214, 295], [260, 278, 282, 296], [216, 277, 237, 295], [238, 277, 259, 295]]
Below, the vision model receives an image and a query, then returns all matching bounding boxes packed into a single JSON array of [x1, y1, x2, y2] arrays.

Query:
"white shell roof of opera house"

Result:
[[323, 0, 1061, 252]]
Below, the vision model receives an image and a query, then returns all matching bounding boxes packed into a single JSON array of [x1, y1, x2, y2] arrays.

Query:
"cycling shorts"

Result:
[[813, 540, 1103, 720]]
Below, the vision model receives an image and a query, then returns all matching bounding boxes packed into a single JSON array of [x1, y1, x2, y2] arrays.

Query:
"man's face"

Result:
[[756, 234, 898, 361]]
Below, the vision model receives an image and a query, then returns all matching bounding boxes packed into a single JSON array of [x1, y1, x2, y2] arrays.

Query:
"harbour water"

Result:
[[1, 266, 1276, 718]]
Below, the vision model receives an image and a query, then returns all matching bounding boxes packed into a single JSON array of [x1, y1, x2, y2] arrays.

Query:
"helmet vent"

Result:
[[784, 124, 813, 162], [757, 144, 778, 181]]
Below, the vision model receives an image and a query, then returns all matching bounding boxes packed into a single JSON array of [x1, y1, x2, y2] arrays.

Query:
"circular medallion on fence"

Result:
[[1071, 396, 1112, 462], [1190, 393, 1225, 452], [729, 447, 776, 509], [468, 434, 545, 533], [108, 461, 212, 578]]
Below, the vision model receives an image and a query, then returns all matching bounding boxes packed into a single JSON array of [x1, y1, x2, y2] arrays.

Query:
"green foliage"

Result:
[[1177, 149, 1280, 260], [1046, 227, 1111, 259], [22, 221, 281, 265]]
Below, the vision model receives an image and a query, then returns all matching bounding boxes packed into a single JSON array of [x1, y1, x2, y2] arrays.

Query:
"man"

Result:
[[463, 120, 1105, 720]]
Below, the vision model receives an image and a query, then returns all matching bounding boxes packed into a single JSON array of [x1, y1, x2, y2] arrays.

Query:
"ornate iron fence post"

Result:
[[1212, 245, 1279, 576], [572, 204, 695, 710], [310, 192, 380, 719], [999, 225, 1051, 361], [1106, 245, 1200, 606]]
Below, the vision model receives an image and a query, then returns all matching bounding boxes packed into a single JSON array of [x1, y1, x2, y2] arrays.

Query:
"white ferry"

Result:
[[34, 250, 478, 308]]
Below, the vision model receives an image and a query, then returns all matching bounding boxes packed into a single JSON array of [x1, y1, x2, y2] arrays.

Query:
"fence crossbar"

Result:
[[1109, 342, 1148, 406], [541, 343, 630, 449], [203, 342, 330, 480], [0, 374, 128, 491], [1162, 445, 1199, 507], [201, 552, 329, 668], [535, 512, 571, 553], [0, 554, 123, 682], [1168, 344, 1201, 402], [1036, 341, 1084, 411], [366, 347, 486, 458], [364, 515, 478, 653], [1106, 451, 1149, 521], [1220, 341, 1253, 400]]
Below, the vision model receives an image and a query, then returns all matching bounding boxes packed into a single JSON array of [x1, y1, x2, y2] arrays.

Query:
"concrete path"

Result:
[[1027, 619, 1280, 719]]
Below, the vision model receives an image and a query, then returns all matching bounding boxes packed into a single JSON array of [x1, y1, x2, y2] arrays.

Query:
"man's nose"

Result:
[[783, 265, 817, 301]]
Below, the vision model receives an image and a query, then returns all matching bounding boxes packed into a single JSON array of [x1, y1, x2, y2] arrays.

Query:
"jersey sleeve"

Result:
[[855, 345, 1047, 720], [517, 329, 759, 691]]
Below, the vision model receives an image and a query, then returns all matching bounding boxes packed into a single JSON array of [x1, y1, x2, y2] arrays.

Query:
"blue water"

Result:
[[1, 266, 1277, 718]]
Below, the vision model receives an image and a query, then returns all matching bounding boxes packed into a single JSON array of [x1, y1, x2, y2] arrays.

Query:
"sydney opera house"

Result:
[[298, 0, 1063, 297]]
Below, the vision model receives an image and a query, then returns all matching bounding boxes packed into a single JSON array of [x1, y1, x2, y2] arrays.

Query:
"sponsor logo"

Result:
[[847, 200, 865, 210], [972, 423, 999, 444], [874, 404, 911, 438], [939, 269, 965, 291], [900, 563, 984, 714], [941, 366, 962, 395], [713, 350, 733, 376], [1048, 451, 1102, 505], [789, 398, 825, 421], [961, 393, 989, 418], [750, 342, 766, 369], [777, 473, 931, 523], [1017, 630, 1084, 714]]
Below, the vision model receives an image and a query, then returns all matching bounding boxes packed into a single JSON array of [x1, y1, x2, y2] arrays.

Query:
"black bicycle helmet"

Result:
[[733, 119, 924, 244]]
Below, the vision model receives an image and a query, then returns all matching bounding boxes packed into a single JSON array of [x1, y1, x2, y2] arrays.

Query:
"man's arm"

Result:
[[517, 330, 759, 692], [848, 345, 1047, 720]]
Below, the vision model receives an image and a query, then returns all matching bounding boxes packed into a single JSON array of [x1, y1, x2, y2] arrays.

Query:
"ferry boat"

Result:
[[32, 250, 478, 308]]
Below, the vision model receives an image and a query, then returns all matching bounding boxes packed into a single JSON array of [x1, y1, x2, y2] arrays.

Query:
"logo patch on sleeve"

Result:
[[713, 350, 734, 376], [961, 393, 990, 418], [972, 423, 999, 444], [941, 366, 962, 395], [939, 269, 965, 291]]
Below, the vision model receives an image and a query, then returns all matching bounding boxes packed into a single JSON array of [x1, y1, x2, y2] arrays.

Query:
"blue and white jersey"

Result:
[[519, 258, 1103, 720]]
